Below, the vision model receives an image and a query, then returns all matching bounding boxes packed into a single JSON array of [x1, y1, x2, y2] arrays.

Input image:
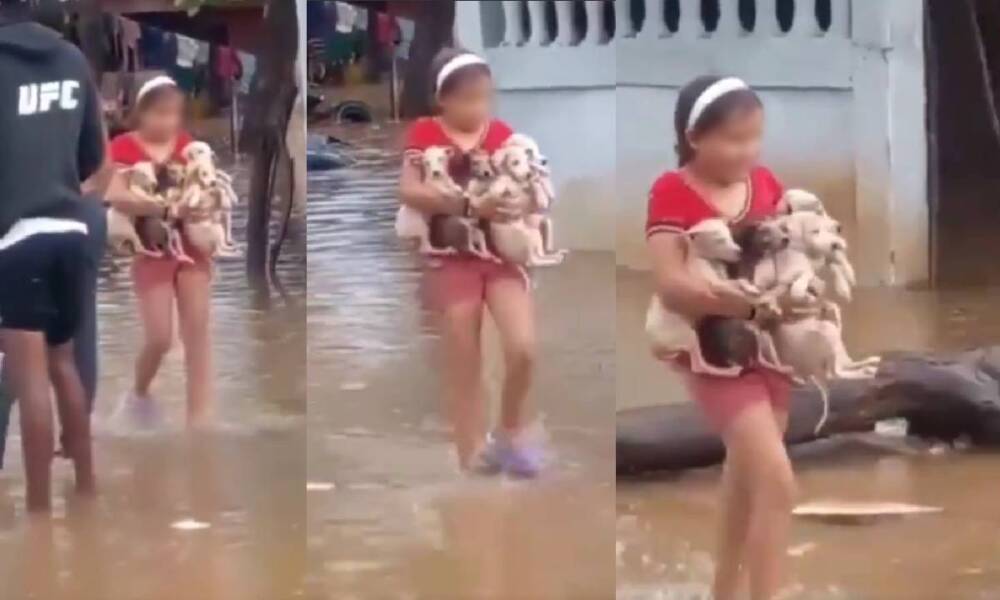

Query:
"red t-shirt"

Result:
[[404, 117, 513, 185], [646, 166, 784, 237], [109, 131, 195, 167]]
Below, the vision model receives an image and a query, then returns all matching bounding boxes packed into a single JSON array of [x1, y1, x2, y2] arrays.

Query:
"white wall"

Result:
[[498, 88, 616, 251]]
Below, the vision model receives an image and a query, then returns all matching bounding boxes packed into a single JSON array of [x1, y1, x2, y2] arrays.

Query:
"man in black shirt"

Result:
[[0, 0, 104, 512]]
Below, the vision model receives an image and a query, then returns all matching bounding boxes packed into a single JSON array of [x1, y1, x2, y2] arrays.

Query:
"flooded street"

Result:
[[617, 269, 1000, 599], [306, 123, 615, 599], [0, 155, 308, 600]]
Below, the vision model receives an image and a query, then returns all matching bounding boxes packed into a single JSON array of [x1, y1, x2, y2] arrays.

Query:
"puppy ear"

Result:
[[444, 146, 456, 158]]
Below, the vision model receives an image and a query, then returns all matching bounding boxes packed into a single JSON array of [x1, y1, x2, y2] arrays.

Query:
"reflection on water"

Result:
[[306, 123, 615, 599], [618, 268, 1000, 599], [0, 155, 307, 600]]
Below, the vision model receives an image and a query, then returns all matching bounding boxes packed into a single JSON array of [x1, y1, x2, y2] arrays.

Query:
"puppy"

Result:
[[503, 135, 559, 253], [395, 146, 494, 260], [111, 162, 172, 257], [776, 188, 826, 215], [645, 219, 754, 376], [482, 143, 566, 267]]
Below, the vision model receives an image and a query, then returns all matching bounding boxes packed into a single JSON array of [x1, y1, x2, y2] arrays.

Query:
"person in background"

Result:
[[0, 0, 104, 512]]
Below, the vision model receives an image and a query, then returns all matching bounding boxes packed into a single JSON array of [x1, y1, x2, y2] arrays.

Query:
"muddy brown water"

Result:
[[618, 269, 1000, 599], [305, 123, 615, 599], [0, 151, 308, 600]]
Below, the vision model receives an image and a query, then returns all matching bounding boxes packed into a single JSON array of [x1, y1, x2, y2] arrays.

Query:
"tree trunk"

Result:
[[400, 0, 455, 118], [617, 348, 1000, 475], [242, 0, 299, 300]]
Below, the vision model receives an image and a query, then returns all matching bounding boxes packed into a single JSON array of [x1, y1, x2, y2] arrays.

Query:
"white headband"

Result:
[[687, 77, 750, 131], [136, 75, 178, 103], [436, 54, 488, 98]]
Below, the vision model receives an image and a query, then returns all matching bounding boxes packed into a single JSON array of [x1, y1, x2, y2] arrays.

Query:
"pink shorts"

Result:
[[132, 254, 212, 294], [678, 363, 792, 434], [421, 256, 528, 311]]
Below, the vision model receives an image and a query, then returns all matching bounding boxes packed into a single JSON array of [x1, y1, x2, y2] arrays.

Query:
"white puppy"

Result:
[[777, 188, 826, 216], [645, 219, 750, 376], [483, 143, 566, 267], [395, 146, 493, 259]]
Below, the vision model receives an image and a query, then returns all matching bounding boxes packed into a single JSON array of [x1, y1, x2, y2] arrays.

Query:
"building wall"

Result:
[[456, 0, 927, 283]]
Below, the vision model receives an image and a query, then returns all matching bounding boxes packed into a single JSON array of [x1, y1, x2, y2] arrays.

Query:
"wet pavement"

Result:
[[0, 153, 308, 600], [617, 268, 1000, 599], [305, 123, 615, 599]]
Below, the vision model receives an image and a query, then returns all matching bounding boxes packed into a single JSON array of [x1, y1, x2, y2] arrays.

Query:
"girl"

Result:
[[398, 49, 542, 476], [106, 76, 214, 429], [646, 76, 795, 600]]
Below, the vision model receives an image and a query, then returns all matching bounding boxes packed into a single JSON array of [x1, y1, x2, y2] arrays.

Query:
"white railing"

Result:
[[620, 0, 850, 40], [495, 0, 615, 48], [489, 0, 850, 47]]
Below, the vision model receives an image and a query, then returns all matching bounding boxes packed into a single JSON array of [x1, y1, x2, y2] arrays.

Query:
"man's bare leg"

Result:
[[2, 329, 54, 512], [48, 340, 95, 495]]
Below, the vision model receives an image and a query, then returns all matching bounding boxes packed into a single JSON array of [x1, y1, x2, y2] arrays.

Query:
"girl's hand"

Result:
[[708, 281, 754, 320], [473, 192, 521, 222]]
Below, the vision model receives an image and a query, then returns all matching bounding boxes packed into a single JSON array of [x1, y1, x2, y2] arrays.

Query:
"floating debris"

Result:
[[340, 381, 367, 392], [170, 519, 211, 531], [306, 482, 336, 492], [793, 501, 942, 524], [787, 542, 817, 557]]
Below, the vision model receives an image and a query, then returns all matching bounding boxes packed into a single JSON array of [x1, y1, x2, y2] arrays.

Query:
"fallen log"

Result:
[[617, 347, 1000, 476]]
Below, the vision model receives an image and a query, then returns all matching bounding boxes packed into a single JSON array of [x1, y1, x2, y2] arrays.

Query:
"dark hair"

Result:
[[128, 83, 184, 129], [674, 75, 763, 166], [429, 47, 492, 106]]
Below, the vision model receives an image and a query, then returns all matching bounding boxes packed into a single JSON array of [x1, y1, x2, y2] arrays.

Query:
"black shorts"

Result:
[[0, 219, 89, 346]]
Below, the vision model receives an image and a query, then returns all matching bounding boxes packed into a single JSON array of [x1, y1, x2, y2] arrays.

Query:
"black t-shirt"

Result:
[[0, 18, 104, 235]]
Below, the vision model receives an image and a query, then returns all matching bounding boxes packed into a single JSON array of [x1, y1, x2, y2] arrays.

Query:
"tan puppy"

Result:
[[395, 146, 493, 259], [108, 162, 168, 257], [482, 143, 566, 267], [645, 219, 758, 376]]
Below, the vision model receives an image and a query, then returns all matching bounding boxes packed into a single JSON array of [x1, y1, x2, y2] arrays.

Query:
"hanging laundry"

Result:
[[238, 52, 257, 96], [334, 2, 357, 34], [173, 34, 200, 93]]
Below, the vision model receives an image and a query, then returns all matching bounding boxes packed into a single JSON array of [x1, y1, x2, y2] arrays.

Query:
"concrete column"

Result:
[[527, 0, 550, 46], [851, 0, 928, 285], [789, 0, 821, 37], [455, 0, 486, 53], [756, 0, 781, 36], [716, 0, 744, 37], [676, 0, 703, 39], [639, 0, 668, 39], [583, 0, 606, 45], [501, 0, 524, 46], [617, 0, 636, 38]]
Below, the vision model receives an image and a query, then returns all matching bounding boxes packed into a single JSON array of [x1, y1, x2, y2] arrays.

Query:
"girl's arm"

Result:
[[398, 154, 464, 215], [648, 233, 753, 320], [104, 166, 168, 218]]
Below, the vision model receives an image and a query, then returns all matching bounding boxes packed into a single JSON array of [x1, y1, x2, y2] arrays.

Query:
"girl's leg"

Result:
[[2, 329, 53, 512], [175, 262, 214, 427], [722, 401, 797, 600], [133, 264, 176, 397], [439, 299, 487, 469], [713, 455, 751, 600], [483, 273, 535, 438]]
